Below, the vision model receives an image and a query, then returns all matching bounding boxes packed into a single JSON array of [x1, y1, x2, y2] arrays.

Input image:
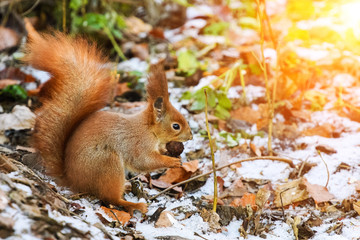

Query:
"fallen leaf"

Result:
[[229, 193, 256, 209], [0, 79, 20, 89], [158, 160, 198, 184], [0, 215, 14, 237], [302, 123, 334, 138], [181, 160, 199, 173], [100, 206, 131, 224], [273, 122, 300, 140], [250, 143, 261, 157], [353, 201, 360, 215], [0, 27, 19, 50], [155, 211, 177, 228], [256, 187, 271, 209], [200, 208, 221, 231], [0, 190, 9, 211], [274, 178, 309, 207], [301, 178, 334, 203], [125, 16, 152, 35], [231, 106, 260, 124], [220, 179, 247, 198], [315, 144, 337, 154], [0, 105, 36, 131], [150, 179, 182, 192], [217, 176, 225, 193], [0, 154, 19, 173]]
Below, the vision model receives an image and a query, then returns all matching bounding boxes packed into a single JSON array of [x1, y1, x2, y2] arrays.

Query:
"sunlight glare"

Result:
[[339, 1, 360, 38]]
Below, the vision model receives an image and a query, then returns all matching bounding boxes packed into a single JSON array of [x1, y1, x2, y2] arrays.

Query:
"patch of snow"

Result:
[[117, 58, 148, 73]]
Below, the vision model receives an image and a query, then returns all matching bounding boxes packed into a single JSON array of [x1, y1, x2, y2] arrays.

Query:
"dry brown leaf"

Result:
[[353, 201, 360, 215], [125, 16, 152, 35], [302, 123, 334, 138], [181, 160, 199, 173], [0, 105, 36, 131], [301, 178, 334, 203], [0, 190, 9, 211], [150, 179, 182, 192], [0, 27, 19, 51], [200, 208, 221, 231], [250, 143, 261, 157], [231, 106, 260, 124], [155, 211, 176, 228], [274, 178, 309, 207], [0, 79, 20, 89], [158, 160, 198, 184], [229, 193, 256, 209], [100, 206, 131, 224], [291, 109, 311, 122], [256, 187, 271, 209], [273, 122, 300, 140], [220, 179, 247, 198], [0, 154, 19, 173], [315, 144, 337, 155]]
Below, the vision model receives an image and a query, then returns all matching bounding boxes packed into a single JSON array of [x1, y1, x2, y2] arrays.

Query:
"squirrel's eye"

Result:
[[172, 123, 180, 130]]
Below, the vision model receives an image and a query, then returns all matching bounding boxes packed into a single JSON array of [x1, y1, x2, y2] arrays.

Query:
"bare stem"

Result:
[[204, 88, 218, 212], [317, 151, 330, 188], [256, 0, 273, 155]]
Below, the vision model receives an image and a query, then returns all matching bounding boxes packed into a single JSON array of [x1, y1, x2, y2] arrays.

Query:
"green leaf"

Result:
[[190, 99, 206, 111], [69, 0, 87, 11], [239, 17, 258, 29], [216, 92, 232, 110], [206, 88, 217, 108], [214, 104, 230, 120], [0, 85, 27, 100], [112, 29, 123, 39], [181, 91, 192, 100], [83, 13, 106, 30], [203, 21, 229, 35], [177, 50, 199, 76], [116, 15, 126, 29]]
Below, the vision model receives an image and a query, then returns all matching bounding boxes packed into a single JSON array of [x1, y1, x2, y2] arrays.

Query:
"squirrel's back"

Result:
[[23, 23, 114, 177]]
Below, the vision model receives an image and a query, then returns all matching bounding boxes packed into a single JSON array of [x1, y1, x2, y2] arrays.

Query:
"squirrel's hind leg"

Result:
[[98, 151, 148, 214]]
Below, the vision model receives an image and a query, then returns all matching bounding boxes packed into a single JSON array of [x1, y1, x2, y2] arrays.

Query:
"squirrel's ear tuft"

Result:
[[154, 97, 165, 122], [147, 61, 169, 101]]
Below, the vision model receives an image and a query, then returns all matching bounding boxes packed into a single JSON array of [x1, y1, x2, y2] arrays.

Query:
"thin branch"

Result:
[[317, 151, 330, 188], [149, 156, 295, 200]]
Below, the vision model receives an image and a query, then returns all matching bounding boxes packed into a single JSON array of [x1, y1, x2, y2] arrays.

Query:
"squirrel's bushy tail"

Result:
[[23, 21, 114, 177]]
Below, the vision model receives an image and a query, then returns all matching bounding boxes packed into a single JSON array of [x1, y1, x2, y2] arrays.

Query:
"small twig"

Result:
[[21, 0, 40, 16], [149, 156, 295, 200], [204, 88, 218, 212], [279, 187, 290, 222], [110, 209, 121, 225], [317, 151, 330, 188], [194, 232, 208, 240]]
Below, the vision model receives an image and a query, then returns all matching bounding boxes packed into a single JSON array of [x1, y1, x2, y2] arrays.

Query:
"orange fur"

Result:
[[24, 26, 192, 214]]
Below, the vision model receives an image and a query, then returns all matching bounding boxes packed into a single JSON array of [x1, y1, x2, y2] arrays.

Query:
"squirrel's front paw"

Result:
[[168, 157, 181, 168]]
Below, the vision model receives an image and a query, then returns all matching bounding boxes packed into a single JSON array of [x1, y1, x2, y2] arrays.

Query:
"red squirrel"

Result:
[[23, 21, 193, 214]]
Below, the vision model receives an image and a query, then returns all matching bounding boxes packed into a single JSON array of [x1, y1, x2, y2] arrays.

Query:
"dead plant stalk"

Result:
[[204, 88, 218, 212], [256, 0, 273, 155]]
